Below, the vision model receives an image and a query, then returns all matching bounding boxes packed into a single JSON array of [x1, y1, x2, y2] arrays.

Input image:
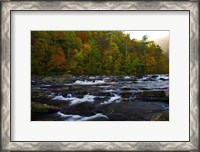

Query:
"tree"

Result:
[[110, 42, 122, 75], [102, 49, 113, 75], [31, 31, 49, 75], [48, 54, 67, 74], [89, 39, 102, 75]]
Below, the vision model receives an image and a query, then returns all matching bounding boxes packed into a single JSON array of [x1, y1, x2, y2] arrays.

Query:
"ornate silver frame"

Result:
[[1, 1, 199, 151]]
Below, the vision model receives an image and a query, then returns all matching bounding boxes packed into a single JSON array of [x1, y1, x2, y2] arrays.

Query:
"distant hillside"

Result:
[[154, 35, 169, 57]]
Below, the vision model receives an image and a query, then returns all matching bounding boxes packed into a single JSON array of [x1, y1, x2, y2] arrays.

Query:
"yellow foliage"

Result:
[[146, 56, 156, 67]]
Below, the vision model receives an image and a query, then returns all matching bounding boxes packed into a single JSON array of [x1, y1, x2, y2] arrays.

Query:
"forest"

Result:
[[31, 31, 169, 76]]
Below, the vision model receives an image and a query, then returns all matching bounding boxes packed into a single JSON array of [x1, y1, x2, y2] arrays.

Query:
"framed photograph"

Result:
[[1, 0, 199, 151]]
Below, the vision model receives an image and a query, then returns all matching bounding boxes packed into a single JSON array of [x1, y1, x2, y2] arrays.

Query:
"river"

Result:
[[31, 74, 169, 121]]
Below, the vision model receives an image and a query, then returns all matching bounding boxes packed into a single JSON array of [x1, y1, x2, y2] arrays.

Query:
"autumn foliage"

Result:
[[48, 54, 67, 74], [31, 31, 169, 76]]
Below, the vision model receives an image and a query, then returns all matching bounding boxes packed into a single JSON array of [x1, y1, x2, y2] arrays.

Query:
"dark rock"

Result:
[[61, 102, 96, 116], [48, 108, 59, 113], [121, 87, 132, 91], [135, 91, 168, 102], [75, 90, 88, 98], [94, 97, 107, 104], [107, 113, 128, 121], [98, 91, 113, 97], [151, 75, 158, 78], [120, 91, 133, 98], [159, 78, 169, 81]]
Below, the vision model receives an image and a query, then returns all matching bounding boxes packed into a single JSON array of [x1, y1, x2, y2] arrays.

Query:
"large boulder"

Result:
[[135, 91, 168, 102], [61, 102, 96, 116]]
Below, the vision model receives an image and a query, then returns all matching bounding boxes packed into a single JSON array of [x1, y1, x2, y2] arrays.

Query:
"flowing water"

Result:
[[31, 74, 169, 121]]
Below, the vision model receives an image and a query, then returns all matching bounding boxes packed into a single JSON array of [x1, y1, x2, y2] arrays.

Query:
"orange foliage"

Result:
[[48, 54, 67, 72], [77, 32, 89, 43]]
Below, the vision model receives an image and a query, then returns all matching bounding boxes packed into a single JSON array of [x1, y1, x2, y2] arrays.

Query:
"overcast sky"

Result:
[[123, 31, 169, 40]]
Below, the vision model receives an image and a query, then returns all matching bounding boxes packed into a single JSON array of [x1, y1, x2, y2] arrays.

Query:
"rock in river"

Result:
[[151, 112, 169, 121], [61, 102, 96, 116], [135, 91, 168, 102]]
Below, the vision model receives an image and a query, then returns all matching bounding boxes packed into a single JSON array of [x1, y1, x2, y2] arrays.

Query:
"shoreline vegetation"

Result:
[[31, 31, 168, 76]]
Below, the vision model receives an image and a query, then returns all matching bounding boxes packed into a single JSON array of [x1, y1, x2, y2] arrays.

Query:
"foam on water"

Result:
[[98, 85, 111, 88], [157, 75, 169, 80], [74, 80, 105, 85], [89, 76, 95, 79], [70, 95, 95, 105], [52, 94, 96, 105], [162, 105, 169, 111], [57, 112, 83, 120], [103, 77, 110, 80], [100, 94, 121, 105], [81, 113, 108, 121], [137, 74, 169, 82], [57, 111, 108, 121], [124, 76, 131, 79], [40, 84, 52, 87], [32, 87, 41, 90], [101, 89, 118, 93], [134, 77, 169, 90], [53, 93, 121, 106], [52, 95, 75, 101]]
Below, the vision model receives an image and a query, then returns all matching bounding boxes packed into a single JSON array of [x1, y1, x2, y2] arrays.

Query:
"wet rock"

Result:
[[151, 75, 158, 78], [120, 91, 133, 98], [75, 90, 88, 98], [121, 87, 132, 91], [164, 89, 169, 97], [135, 91, 168, 102], [97, 101, 167, 121], [151, 112, 169, 121], [143, 78, 152, 81], [31, 102, 59, 113], [159, 78, 168, 81], [61, 102, 96, 116], [88, 116, 109, 121], [107, 113, 128, 121], [48, 108, 59, 113], [94, 96, 107, 104], [98, 91, 113, 97]]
